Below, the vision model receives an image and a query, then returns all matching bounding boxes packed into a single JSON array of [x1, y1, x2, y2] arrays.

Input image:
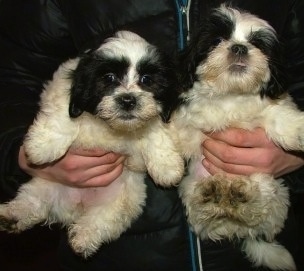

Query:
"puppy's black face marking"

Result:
[[248, 29, 277, 57], [179, 5, 286, 99], [69, 54, 130, 117], [179, 9, 234, 90], [207, 11, 234, 49], [137, 54, 178, 121], [247, 29, 285, 98], [68, 44, 178, 128]]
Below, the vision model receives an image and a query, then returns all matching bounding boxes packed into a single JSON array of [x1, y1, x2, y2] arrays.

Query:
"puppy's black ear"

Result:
[[260, 70, 285, 99], [260, 43, 287, 99], [178, 36, 202, 90], [178, 13, 219, 91], [177, 21, 205, 91], [69, 102, 83, 118], [160, 86, 181, 123], [160, 105, 173, 123], [68, 55, 93, 118]]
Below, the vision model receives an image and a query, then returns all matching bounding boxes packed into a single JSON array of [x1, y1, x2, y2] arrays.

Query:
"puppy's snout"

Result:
[[116, 94, 137, 111], [230, 44, 248, 55]]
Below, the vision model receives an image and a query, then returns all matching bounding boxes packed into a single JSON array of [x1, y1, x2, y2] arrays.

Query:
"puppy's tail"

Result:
[[242, 238, 296, 271]]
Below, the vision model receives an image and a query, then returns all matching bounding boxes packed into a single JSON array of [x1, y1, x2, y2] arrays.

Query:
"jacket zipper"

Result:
[[175, 1, 203, 270], [175, 0, 203, 271], [175, 0, 191, 50]]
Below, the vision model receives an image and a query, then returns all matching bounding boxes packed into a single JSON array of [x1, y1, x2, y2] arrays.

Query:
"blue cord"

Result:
[[188, 227, 198, 271]]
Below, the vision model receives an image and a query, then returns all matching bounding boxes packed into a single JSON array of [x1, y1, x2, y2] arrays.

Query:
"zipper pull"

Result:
[[175, 0, 191, 50], [180, 2, 190, 43]]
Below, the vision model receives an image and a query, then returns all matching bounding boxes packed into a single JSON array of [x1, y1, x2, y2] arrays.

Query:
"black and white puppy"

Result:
[[0, 31, 184, 258], [172, 5, 302, 271]]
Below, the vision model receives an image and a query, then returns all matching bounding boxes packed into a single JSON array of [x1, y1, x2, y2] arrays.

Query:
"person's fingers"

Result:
[[201, 127, 304, 178], [58, 155, 126, 187], [203, 138, 273, 167], [73, 162, 125, 188], [69, 148, 122, 161], [206, 127, 269, 148], [69, 147, 115, 157], [19, 145, 126, 188], [202, 154, 260, 176], [59, 150, 124, 171]]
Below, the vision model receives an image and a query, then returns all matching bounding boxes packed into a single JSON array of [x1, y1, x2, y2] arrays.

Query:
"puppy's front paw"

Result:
[[124, 157, 146, 172], [24, 130, 75, 165], [24, 139, 67, 165], [285, 124, 304, 151], [291, 114, 304, 150], [149, 154, 184, 187], [272, 116, 304, 151]]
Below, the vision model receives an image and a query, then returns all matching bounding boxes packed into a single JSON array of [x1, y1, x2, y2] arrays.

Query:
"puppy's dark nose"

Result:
[[116, 94, 137, 111], [230, 44, 248, 55]]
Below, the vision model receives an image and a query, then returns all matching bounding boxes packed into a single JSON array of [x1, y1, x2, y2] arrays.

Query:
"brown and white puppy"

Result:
[[172, 5, 302, 271]]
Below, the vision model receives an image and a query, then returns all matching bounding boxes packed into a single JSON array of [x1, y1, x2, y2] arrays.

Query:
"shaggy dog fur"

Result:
[[0, 31, 184, 258], [172, 5, 303, 270]]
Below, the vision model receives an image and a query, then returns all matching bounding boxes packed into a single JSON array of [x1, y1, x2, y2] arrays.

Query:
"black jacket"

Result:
[[0, 0, 303, 270]]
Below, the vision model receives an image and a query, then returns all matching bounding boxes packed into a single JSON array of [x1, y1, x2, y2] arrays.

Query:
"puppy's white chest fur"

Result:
[[181, 86, 267, 131], [73, 112, 146, 160]]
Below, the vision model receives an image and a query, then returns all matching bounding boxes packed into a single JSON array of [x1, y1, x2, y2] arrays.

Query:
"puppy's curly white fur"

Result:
[[172, 5, 302, 271], [0, 31, 184, 258]]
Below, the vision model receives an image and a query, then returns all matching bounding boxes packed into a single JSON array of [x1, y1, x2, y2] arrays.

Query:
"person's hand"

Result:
[[18, 146, 125, 188], [201, 127, 304, 178]]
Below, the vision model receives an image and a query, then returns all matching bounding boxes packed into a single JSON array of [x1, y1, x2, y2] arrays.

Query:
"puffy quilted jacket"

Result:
[[0, 0, 303, 270]]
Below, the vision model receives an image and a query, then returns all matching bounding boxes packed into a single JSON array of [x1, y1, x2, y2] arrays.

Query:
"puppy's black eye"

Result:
[[104, 73, 117, 83], [140, 75, 153, 86]]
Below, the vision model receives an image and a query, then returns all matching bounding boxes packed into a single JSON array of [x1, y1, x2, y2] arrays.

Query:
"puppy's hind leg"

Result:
[[68, 172, 146, 258], [242, 238, 296, 271], [0, 178, 54, 233]]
